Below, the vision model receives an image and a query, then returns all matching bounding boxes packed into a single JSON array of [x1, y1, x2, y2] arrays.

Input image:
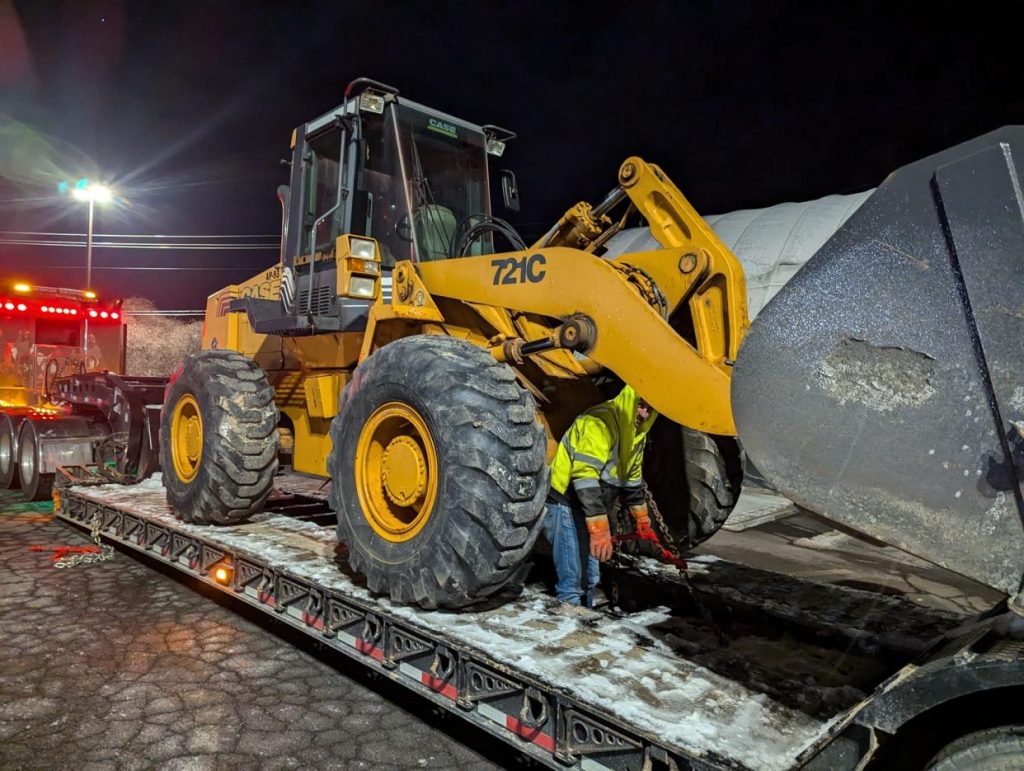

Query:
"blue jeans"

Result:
[[542, 501, 600, 607]]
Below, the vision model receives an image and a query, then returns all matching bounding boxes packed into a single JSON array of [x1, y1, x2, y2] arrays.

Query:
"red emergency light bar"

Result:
[[86, 309, 119, 320], [0, 298, 120, 320]]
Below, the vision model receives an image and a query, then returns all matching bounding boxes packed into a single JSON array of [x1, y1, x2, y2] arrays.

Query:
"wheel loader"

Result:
[[161, 77, 1024, 609]]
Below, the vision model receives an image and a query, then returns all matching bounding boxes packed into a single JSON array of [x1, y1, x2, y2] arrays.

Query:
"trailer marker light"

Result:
[[100, 311, 109, 319], [3, 303, 12, 311], [89, 310, 98, 318], [110, 311, 119, 319], [70, 309, 78, 315], [83, 290, 97, 299], [212, 566, 232, 585], [16, 304, 26, 312]]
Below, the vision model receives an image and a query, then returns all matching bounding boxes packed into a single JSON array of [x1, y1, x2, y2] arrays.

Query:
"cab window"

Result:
[[305, 128, 343, 253]]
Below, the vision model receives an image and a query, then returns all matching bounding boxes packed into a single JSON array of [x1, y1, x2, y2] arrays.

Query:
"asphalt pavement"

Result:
[[0, 491, 500, 770]]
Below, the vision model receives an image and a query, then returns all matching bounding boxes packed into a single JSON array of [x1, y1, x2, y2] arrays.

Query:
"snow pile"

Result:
[[122, 297, 202, 377]]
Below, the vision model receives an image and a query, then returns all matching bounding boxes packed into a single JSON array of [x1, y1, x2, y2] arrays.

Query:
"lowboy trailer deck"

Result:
[[55, 474, 1024, 770]]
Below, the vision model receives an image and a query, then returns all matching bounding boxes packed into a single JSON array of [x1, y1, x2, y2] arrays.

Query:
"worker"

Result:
[[544, 385, 658, 606], [86, 333, 102, 371]]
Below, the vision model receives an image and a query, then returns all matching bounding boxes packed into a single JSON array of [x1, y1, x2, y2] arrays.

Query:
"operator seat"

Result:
[[413, 205, 457, 262]]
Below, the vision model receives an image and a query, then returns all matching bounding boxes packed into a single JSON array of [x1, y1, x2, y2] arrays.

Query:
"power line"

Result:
[[0, 264, 262, 271], [0, 231, 278, 238], [0, 238, 277, 250], [123, 310, 206, 316]]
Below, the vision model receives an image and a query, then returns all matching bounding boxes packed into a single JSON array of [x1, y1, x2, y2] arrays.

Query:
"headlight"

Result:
[[350, 237, 377, 259], [486, 137, 506, 157], [359, 93, 385, 114], [348, 276, 377, 299]]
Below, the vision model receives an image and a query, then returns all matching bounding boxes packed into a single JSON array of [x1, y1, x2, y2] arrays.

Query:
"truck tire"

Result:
[[160, 350, 278, 525], [0, 413, 20, 489], [329, 335, 548, 609], [646, 422, 743, 549], [927, 725, 1024, 770], [16, 420, 53, 502]]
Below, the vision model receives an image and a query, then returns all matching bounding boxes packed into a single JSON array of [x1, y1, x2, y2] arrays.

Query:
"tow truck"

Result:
[[0, 282, 166, 500]]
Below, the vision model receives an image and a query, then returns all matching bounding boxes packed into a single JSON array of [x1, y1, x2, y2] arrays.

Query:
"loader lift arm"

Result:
[[410, 155, 751, 436], [415, 247, 737, 435]]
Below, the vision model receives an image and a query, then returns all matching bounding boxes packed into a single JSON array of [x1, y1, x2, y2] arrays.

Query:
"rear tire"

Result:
[[0, 413, 20, 490], [330, 335, 548, 609], [160, 350, 278, 525], [17, 420, 53, 502], [927, 725, 1024, 770], [646, 422, 743, 549]]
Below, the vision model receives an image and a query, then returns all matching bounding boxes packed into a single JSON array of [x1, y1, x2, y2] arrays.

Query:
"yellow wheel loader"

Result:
[[159, 77, 746, 608], [160, 77, 1024, 609]]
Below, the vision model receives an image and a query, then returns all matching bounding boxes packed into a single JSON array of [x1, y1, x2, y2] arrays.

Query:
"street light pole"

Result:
[[69, 181, 111, 363], [86, 196, 95, 289]]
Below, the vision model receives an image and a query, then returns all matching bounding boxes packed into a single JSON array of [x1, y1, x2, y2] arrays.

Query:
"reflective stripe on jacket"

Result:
[[550, 385, 657, 518]]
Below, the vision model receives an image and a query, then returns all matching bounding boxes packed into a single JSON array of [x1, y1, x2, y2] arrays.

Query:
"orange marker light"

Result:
[[13, 283, 30, 293], [213, 566, 232, 585]]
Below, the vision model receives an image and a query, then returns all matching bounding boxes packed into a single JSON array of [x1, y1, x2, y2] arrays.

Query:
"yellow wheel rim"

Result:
[[356, 402, 438, 543], [170, 393, 203, 484]]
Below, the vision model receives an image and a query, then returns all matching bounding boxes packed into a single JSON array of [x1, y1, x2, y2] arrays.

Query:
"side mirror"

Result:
[[500, 169, 520, 213]]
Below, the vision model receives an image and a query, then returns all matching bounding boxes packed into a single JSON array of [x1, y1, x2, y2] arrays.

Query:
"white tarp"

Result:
[[604, 190, 872, 318]]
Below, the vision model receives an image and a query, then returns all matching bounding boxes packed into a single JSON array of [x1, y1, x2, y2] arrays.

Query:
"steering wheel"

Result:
[[395, 214, 414, 243]]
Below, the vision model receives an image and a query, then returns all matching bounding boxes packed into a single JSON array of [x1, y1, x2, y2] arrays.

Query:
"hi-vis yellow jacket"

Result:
[[550, 386, 658, 520]]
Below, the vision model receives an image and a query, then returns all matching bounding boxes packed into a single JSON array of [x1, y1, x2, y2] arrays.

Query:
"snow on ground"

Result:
[[69, 480, 836, 770]]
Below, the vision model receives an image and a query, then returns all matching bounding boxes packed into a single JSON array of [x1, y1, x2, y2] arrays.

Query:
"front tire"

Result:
[[330, 335, 548, 609], [927, 725, 1024, 770], [160, 350, 279, 525]]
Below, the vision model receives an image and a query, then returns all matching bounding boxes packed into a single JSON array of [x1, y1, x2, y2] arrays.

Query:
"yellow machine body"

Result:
[[200, 156, 749, 478]]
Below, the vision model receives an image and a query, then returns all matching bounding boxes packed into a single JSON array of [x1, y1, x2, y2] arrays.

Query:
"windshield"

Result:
[[0, 311, 121, 403], [356, 103, 490, 266]]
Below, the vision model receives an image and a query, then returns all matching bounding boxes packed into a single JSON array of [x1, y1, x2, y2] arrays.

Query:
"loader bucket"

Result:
[[732, 127, 1024, 596]]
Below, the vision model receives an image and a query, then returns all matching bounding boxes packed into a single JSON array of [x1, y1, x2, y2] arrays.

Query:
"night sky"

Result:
[[1, 1, 1022, 308]]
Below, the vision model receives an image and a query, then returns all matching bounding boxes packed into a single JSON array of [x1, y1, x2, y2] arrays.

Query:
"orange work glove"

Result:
[[586, 515, 613, 562], [629, 505, 658, 542]]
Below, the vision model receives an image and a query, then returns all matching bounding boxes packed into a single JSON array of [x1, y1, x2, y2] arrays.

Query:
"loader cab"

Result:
[[251, 80, 515, 336], [284, 82, 506, 271]]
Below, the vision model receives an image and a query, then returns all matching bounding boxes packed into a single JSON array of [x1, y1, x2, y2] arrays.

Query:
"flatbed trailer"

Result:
[[56, 475, 1024, 770]]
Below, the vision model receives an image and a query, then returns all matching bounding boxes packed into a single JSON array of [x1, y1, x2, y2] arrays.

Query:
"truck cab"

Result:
[[0, 282, 125, 407]]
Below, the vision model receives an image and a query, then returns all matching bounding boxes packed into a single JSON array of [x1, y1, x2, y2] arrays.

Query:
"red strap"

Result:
[[29, 544, 101, 561]]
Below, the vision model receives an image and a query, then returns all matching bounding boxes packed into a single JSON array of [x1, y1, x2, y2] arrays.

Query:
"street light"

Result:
[[62, 179, 113, 363], [69, 181, 112, 289]]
